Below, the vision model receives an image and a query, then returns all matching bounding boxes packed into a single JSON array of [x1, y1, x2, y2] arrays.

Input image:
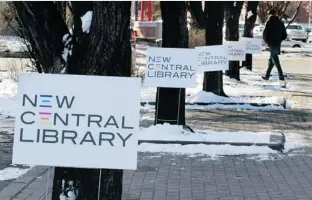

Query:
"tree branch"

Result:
[[12, 2, 69, 73], [285, 1, 303, 29]]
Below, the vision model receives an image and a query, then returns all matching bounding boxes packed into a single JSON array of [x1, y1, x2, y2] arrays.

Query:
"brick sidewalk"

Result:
[[3, 153, 312, 200]]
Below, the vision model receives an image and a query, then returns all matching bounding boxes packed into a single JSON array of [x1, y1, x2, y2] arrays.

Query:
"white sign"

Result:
[[195, 45, 229, 72], [224, 41, 246, 61], [144, 47, 197, 88], [241, 37, 262, 54], [13, 73, 140, 170]]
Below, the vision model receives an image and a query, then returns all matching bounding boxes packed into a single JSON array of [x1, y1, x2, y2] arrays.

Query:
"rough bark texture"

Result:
[[224, 1, 244, 81], [13, 2, 69, 73], [13, 2, 130, 200], [66, 1, 94, 74], [155, 2, 188, 126], [187, 1, 205, 29], [84, 2, 131, 77], [203, 1, 227, 97], [51, 3, 131, 200], [242, 1, 259, 71]]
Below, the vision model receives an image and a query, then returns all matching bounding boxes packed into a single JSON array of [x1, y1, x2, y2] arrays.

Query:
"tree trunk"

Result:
[[224, 1, 244, 81], [187, 1, 205, 29], [51, 3, 131, 200], [242, 1, 259, 71], [203, 1, 227, 97], [14, 2, 131, 200], [155, 2, 188, 126]]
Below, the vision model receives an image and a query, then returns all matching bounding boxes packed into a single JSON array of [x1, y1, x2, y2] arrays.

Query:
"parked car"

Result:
[[286, 24, 308, 43], [253, 25, 305, 48]]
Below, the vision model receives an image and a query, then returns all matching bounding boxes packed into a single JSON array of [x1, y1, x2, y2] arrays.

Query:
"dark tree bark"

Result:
[[187, 1, 205, 29], [13, 2, 69, 73], [13, 2, 131, 200], [54, 1, 67, 21], [84, 2, 131, 77], [52, 3, 131, 200], [224, 1, 244, 81], [155, 1, 188, 126], [242, 1, 259, 71], [66, 1, 94, 74], [202, 1, 227, 97]]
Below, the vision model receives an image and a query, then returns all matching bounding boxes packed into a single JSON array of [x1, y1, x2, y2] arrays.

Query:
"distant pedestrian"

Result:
[[262, 9, 287, 87]]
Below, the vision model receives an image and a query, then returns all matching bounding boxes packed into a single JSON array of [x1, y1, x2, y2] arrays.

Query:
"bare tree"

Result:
[[203, 1, 227, 97], [12, 1, 131, 199], [258, 1, 303, 25], [155, 1, 188, 126], [224, 1, 244, 81], [242, 1, 259, 71]]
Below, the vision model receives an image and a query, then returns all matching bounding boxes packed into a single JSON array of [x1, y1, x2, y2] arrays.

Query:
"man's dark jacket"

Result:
[[263, 15, 287, 46]]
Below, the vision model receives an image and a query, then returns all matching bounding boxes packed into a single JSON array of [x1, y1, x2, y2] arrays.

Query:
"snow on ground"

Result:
[[138, 124, 311, 160], [139, 143, 277, 160], [0, 166, 32, 181], [139, 123, 274, 143], [141, 68, 286, 110], [0, 72, 17, 118]]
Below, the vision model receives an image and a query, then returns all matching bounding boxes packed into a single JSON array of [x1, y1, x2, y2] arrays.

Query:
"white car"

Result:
[[286, 24, 308, 43], [253, 25, 305, 48]]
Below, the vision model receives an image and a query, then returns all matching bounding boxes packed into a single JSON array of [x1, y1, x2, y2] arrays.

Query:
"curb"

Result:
[[0, 166, 49, 200], [140, 102, 286, 108]]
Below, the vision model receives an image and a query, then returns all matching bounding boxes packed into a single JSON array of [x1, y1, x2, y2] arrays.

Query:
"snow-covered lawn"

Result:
[[138, 123, 311, 160], [139, 123, 276, 143]]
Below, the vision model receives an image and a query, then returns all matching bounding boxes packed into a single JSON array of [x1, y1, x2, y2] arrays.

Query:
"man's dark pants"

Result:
[[265, 45, 285, 81]]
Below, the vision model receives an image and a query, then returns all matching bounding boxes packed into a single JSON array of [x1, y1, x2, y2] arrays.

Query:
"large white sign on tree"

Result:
[[196, 45, 229, 72], [144, 47, 197, 88], [13, 73, 141, 170]]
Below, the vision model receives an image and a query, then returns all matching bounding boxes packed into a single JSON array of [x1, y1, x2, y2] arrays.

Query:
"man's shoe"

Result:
[[279, 80, 286, 88], [261, 76, 269, 80]]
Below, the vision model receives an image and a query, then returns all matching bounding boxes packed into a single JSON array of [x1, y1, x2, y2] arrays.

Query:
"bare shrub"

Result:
[[7, 58, 35, 82], [189, 28, 205, 48]]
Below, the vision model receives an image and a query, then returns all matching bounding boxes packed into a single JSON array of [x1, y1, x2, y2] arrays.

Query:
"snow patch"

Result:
[[81, 11, 93, 33], [247, 10, 253, 19], [0, 166, 32, 181], [139, 143, 277, 160], [139, 123, 274, 143], [138, 124, 311, 160]]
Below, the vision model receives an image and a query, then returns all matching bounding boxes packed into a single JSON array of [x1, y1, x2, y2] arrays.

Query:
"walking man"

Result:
[[262, 9, 287, 87]]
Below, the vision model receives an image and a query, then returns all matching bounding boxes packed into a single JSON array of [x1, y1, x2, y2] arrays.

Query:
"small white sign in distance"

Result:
[[195, 45, 229, 72], [144, 47, 197, 88], [241, 37, 263, 54], [224, 41, 246, 61], [13, 73, 141, 170]]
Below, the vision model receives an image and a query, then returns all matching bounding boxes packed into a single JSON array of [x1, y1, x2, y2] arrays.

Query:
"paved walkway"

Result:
[[3, 153, 312, 200]]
